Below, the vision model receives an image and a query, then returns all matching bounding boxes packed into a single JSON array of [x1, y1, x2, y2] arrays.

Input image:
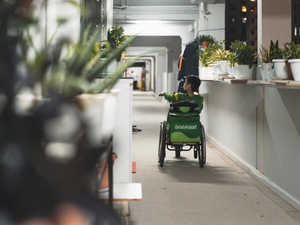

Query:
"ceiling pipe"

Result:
[[114, 0, 128, 10], [201, 2, 211, 15]]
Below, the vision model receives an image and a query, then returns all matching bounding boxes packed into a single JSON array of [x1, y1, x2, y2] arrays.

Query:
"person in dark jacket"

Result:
[[177, 41, 199, 92]]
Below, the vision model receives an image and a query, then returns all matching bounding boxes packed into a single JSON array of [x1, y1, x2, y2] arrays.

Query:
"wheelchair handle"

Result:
[[159, 92, 175, 96]]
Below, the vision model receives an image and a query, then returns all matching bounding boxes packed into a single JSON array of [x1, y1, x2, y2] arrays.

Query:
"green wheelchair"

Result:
[[158, 100, 206, 168]]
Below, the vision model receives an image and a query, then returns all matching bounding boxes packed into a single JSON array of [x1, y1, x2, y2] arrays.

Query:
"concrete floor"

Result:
[[129, 91, 300, 225]]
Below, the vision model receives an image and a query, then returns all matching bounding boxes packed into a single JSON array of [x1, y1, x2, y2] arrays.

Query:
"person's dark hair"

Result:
[[186, 75, 201, 92]]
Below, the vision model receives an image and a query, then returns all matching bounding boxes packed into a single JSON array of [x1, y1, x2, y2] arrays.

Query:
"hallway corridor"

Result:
[[129, 91, 300, 225]]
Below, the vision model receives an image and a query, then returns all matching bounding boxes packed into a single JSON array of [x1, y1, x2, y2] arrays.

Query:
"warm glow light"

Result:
[[242, 6, 247, 12], [250, 0, 255, 1]]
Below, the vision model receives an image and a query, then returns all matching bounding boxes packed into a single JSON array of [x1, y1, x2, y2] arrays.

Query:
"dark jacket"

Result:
[[179, 41, 199, 80]]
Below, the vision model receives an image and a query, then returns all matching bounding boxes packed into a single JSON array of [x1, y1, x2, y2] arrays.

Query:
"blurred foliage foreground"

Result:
[[0, 0, 161, 224]]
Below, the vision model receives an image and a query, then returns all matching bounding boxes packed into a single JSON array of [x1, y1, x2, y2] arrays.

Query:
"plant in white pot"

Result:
[[198, 42, 222, 79], [0, 1, 137, 222], [284, 41, 300, 81], [230, 40, 256, 79], [99, 25, 130, 76], [259, 40, 282, 81], [210, 40, 231, 76]]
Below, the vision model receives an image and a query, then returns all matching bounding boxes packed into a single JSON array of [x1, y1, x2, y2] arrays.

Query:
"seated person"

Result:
[[160, 75, 203, 114]]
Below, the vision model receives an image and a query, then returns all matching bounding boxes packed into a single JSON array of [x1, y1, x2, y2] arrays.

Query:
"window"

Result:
[[230, 28, 236, 33]]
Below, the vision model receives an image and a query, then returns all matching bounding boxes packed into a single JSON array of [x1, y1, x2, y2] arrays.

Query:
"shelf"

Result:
[[201, 78, 253, 84], [247, 80, 300, 89], [99, 183, 142, 201], [201, 78, 300, 89]]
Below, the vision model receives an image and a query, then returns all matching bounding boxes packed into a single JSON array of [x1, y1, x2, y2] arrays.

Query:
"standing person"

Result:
[[160, 75, 203, 114], [131, 71, 138, 89], [141, 66, 146, 91], [177, 40, 199, 92]]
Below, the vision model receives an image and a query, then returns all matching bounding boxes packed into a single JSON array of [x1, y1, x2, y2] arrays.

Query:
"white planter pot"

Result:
[[226, 63, 234, 77], [76, 93, 107, 145], [288, 59, 300, 81], [272, 59, 288, 79], [216, 60, 229, 75], [212, 73, 219, 80], [100, 89, 120, 142], [210, 64, 221, 74], [233, 65, 254, 79], [200, 67, 208, 78], [259, 63, 275, 81], [207, 67, 214, 79]]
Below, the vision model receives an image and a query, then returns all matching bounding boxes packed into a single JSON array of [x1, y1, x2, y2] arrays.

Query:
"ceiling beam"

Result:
[[114, 5, 199, 22]]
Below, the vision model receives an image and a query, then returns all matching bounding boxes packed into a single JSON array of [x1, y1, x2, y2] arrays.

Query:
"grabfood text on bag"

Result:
[[174, 125, 197, 130]]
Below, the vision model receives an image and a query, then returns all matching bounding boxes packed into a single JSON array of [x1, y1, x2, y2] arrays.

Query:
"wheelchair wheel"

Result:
[[198, 124, 205, 168], [175, 147, 181, 158], [201, 124, 206, 164], [193, 148, 197, 159], [158, 121, 166, 167], [197, 143, 204, 168]]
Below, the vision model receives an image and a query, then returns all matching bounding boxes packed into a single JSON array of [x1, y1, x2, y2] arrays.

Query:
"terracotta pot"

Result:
[[98, 152, 118, 190], [202, 41, 208, 48], [284, 60, 294, 80]]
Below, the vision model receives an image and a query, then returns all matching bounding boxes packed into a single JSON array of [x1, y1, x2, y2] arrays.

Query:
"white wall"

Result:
[[47, 0, 80, 44], [261, 0, 291, 48], [198, 3, 225, 43], [156, 53, 168, 94], [201, 81, 300, 212], [106, 0, 114, 29]]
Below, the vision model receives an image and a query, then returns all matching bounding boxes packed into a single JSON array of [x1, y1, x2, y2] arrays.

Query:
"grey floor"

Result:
[[129, 91, 300, 225]]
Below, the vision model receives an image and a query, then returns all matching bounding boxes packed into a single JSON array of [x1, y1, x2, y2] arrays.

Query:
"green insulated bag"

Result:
[[167, 112, 201, 143]]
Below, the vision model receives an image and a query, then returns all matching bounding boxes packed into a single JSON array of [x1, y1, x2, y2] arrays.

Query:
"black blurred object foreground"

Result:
[[0, 1, 122, 224]]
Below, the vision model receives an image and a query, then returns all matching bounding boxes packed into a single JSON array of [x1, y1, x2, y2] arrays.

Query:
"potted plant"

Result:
[[259, 40, 281, 81], [230, 40, 256, 79], [198, 42, 222, 78], [99, 25, 130, 75], [209, 40, 231, 76], [197, 34, 216, 48], [284, 41, 300, 81], [0, 1, 128, 223]]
